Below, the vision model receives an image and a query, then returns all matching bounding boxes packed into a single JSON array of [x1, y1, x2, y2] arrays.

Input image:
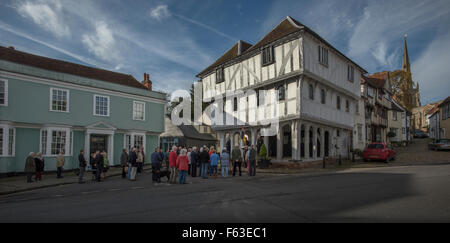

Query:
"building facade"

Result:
[[0, 46, 166, 174], [197, 16, 366, 161], [388, 100, 409, 144], [438, 96, 450, 139]]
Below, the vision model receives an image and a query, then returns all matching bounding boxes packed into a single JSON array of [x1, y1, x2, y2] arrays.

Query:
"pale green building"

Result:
[[0, 46, 167, 175]]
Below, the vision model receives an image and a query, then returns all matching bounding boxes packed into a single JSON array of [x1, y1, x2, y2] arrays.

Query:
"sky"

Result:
[[0, 0, 449, 104]]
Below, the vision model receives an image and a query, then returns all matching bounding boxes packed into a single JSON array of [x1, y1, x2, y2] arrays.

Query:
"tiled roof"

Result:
[[197, 40, 252, 77], [366, 72, 389, 89], [438, 96, 450, 107], [197, 16, 367, 78], [245, 17, 303, 52], [0, 45, 148, 90]]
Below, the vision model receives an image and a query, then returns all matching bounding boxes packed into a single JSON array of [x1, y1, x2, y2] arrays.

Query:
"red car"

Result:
[[363, 143, 396, 163]]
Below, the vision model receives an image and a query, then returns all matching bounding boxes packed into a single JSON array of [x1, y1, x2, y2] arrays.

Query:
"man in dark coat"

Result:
[[151, 147, 163, 183], [120, 149, 129, 179], [78, 149, 87, 184], [248, 145, 257, 176], [199, 146, 210, 179], [190, 147, 199, 177]]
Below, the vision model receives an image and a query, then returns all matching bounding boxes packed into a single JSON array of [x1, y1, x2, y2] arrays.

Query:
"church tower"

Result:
[[401, 34, 421, 108]]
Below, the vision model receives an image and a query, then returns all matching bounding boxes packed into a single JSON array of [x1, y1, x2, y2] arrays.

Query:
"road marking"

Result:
[[81, 191, 100, 194], [107, 188, 122, 192], [130, 187, 144, 190]]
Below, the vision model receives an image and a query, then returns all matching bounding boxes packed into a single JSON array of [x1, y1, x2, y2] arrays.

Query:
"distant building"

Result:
[[0, 46, 166, 175], [438, 96, 450, 139], [362, 72, 392, 144]]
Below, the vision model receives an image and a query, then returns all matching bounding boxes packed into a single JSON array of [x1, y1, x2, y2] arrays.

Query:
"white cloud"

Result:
[[149, 5, 171, 21], [0, 20, 105, 68], [16, 0, 70, 38], [348, 0, 450, 70], [412, 33, 450, 103], [82, 21, 121, 63]]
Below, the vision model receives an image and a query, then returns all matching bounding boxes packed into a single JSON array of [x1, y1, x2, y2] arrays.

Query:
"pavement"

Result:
[[1, 164, 450, 222], [1, 138, 448, 196]]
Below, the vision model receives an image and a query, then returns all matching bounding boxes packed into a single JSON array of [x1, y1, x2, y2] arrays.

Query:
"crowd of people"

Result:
[[23, 144, 258, 185]]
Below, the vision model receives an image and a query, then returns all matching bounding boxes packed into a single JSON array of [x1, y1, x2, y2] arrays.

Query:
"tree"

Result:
[[390, 70, 419, 112]]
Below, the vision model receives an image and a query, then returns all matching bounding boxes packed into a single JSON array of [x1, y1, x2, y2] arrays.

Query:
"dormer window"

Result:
[[262, 46, 274, 66], [216, 67, 224, 84]]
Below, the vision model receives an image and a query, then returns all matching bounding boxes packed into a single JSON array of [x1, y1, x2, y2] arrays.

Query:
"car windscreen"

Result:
[[368, 144, 384, 149]]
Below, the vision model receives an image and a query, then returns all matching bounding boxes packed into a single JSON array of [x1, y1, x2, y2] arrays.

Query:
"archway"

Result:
[[309, 127, 313, 158], [317, 128, 321, 158], [301, 125, 305, 158], [324, 131, 330, 157], [282, 124, 292, 158]]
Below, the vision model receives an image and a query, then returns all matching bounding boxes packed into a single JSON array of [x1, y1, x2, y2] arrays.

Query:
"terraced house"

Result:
[[197, 16, 367, 161], [0, 46, 166, 175]]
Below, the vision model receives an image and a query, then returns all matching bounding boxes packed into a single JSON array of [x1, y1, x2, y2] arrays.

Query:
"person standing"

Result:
[[176, 149, 189, 184], [129, 147, 138, 181], [164, 148, 170, 169], [199, 146, 210, 179], [209, 149, 219, 178], [94, 151, 104, 182], [77, 150, 87, 184], [190, 147, 199, 177], [220, 148, 230, 178], [140, 146, 146, 172], [187, 147, 192, 176], [34, 152, 44, 181], [56, 151, 65, 179], [232, 146, 242, 177], [137, 147, 144, 173], [151, 147, 163, 183], [248, 145, 257, 176], [25, 152, 36, 183], [169, 146, 178, 184], [120, 149, 129, 179]]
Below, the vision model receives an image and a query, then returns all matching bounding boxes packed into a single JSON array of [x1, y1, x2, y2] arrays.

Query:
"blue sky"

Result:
[[1, 0, 449, 104]]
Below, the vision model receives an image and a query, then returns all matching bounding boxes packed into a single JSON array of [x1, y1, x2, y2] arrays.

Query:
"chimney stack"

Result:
[[142, 73, 152, 91], [8, 46, 15, 50]]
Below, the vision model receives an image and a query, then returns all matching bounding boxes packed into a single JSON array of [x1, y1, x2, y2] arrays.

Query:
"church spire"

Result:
[[402, 34, 411, 73]]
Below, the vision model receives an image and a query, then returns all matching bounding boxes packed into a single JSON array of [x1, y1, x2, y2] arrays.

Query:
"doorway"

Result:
[[90, 134, 108, 153]]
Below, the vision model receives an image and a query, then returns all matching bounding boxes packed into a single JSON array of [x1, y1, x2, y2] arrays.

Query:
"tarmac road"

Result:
[[1, 164, 450, 223]]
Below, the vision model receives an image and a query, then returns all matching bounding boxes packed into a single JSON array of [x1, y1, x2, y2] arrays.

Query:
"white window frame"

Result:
[[133, 101, 146, 121], [0, 124, 15, 157], [49, 87, 70, 113], [0, 79, 8, 107], [93, 94, 110, 117], [40, 127, 72, 156], [124, 132, 146, 154]]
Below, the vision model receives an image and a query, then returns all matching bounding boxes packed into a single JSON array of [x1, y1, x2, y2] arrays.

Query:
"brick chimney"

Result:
[[142, 73, 152, 91]]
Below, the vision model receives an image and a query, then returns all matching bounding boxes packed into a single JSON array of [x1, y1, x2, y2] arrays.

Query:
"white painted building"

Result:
[[197, 16, 367, 162]]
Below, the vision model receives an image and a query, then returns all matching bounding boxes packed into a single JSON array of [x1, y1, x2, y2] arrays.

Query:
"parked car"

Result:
[[428, 139, 450, 151], [363, 143, 396, 163], [414, 130, 428, 138]]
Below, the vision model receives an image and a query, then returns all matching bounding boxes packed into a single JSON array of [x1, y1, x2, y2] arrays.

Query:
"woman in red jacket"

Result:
[[176, 149, 189, 184], [169, 146, 178, 184]]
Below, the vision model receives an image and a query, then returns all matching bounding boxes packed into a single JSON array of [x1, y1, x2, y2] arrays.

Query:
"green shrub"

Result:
[[259, 143, 267, 159]]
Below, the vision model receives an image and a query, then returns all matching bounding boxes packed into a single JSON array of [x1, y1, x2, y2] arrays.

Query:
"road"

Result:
[[1, 164, 450, 222]]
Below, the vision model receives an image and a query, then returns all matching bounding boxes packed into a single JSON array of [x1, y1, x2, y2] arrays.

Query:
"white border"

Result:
[[93, 94, 110, 117], [39, 127, 72, 157], [0, 78, 7, 107], [132, 100, 146, 121], [49, 87, 70, 113]]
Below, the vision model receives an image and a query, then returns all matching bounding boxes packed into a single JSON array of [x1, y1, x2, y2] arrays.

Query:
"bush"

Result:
[[259, 143, 268, 159]]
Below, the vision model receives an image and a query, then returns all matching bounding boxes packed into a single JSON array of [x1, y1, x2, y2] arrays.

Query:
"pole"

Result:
[[339, 154, 342, 166], [322, 156, 326, 169]]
